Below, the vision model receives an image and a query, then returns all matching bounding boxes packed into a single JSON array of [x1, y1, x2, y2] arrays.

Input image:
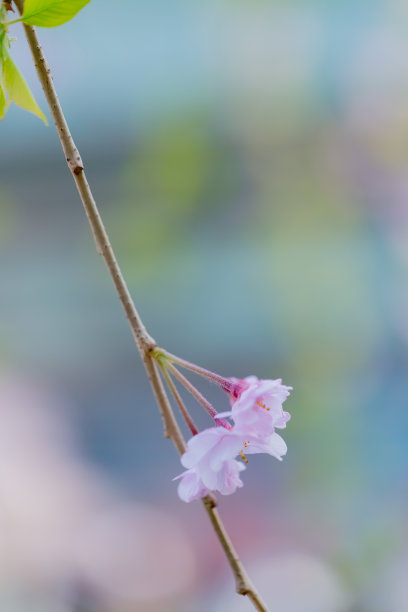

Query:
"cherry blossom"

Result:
[[174, 375, 292, 502], [240, 431, 288, 461], [175, 427, 246, 502], [222, 376, 291, 437]]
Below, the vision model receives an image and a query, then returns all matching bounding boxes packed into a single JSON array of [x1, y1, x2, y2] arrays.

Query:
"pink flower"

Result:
[[174, 376, 292, 502], [223, 376, 291, 437], [175, 427, 246, 502], [240, 431, 288, 461]]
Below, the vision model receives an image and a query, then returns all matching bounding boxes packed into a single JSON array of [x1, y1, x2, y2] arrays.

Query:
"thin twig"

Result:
[[159, 348, 234, 390], [13, 0, 154, 356], [158, 361, 198, 436], [142, 354, 186, 454], [166, 362, 218, 418], [201, 496, 270, 611], [166, 362, 231, 429], [13, 5, 270, 610]]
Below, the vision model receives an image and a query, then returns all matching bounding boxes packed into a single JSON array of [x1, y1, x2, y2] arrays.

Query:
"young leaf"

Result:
[[0, 27, 8, 119], [22, 0, 91, 27], [3, 51, 47, 123], [0, 83, 6, 119], [0, 4, 7, 25]]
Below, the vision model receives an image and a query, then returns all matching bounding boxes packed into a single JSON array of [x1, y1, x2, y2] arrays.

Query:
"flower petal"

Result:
[[245, 432, 288, 460], [181, 427, 223, 469], [208, 432, 244, 471], [176, 469, 210, 502], [215, 460, 246, 495]]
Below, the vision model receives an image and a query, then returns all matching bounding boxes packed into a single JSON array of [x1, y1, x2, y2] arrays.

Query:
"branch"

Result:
[[160, 347, 233, 390], [158, 361, 199, 436], [143, 353, 186, 454], [167, 362, 219, 419], [165, 362, 231, 429], [13, 0, 154, 355], [13, 4, 270, 610]]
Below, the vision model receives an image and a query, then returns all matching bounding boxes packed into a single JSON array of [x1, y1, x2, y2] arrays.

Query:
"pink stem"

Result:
[[158, 362, 198, 436], [160, 350, 234, 393], [166, 363, 232, 430]]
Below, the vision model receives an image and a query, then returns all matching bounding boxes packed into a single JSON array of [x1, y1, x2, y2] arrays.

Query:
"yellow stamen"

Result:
[[257, 399, 270, 411], [240, 441, 250, 463], [240, 450, 248, 464]]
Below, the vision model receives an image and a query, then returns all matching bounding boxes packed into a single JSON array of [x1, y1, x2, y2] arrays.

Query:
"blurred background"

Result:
[[1, 0, 408, 610]]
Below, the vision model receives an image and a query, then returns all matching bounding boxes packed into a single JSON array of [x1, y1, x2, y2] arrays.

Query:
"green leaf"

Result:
[[0, 28, 47, 123], [0, 4, 7, 25], [0, 83, 6, 120], [22, 0, 91, 27], [3, 51, 47, 123], [0, 27, 8, 119]]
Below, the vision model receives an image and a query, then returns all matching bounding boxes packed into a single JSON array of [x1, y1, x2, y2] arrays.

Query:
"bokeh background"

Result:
[[1, 0, 408, 610]]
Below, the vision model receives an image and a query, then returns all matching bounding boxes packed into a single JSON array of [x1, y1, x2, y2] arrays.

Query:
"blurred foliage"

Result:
[[109, 111, 240, 279], [0, 188, 16, 243]]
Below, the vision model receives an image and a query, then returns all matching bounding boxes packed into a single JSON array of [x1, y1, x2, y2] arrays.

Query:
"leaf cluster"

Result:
[[0, 0, 91, 121]]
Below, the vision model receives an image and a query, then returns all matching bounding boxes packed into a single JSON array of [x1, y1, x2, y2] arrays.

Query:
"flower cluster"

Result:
[[175, 376, 292, 502]]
